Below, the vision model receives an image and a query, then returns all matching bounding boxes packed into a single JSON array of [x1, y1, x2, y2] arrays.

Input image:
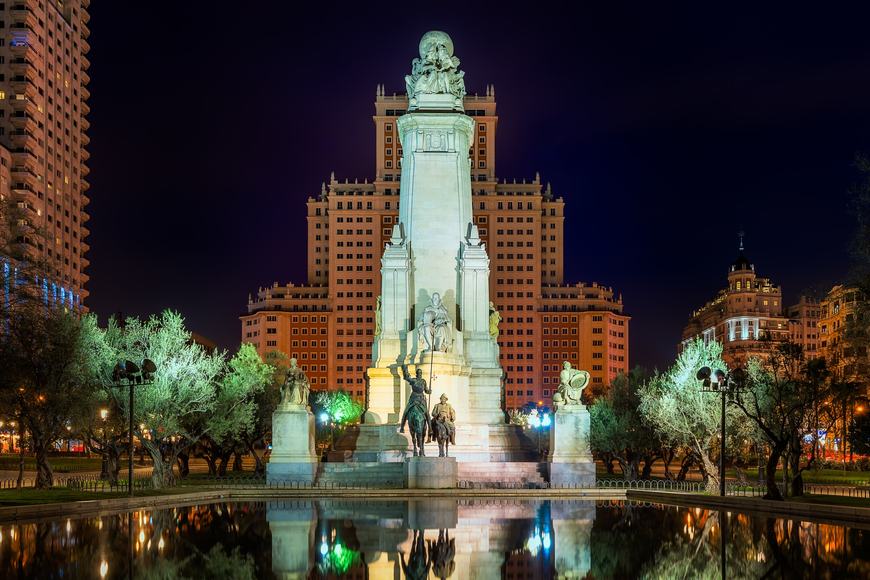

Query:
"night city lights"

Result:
[[0, 3, 869, 578]]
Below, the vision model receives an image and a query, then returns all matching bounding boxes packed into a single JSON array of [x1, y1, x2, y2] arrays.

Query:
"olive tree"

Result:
[[638, 339, 738, 493], [98, 310, 272, 487]]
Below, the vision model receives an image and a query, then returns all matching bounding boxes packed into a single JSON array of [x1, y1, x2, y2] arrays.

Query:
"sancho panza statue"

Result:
[[418, 292, 452, 352], [552, 361, 590, 410], [279, 358, 310, 408], [405, 30, 466, 110]]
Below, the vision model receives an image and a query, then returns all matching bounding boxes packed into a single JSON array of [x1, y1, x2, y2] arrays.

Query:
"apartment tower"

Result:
[[0, 1, 90, 309]]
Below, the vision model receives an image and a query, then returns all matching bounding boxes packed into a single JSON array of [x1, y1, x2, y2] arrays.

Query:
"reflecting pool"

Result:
[[0, 499, 867, 578]]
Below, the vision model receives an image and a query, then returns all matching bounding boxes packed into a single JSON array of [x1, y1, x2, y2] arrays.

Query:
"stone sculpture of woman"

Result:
[[279, 358, 310, 409], [488, 301, 502, 341]]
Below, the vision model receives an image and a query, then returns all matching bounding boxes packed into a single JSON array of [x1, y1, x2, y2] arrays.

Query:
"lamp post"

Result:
[[696, 366, 745, 497], [99, 408, 109, 480], [113, 359, 157, 496]]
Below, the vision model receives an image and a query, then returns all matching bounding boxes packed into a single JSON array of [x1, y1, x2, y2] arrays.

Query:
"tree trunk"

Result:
[[232, 452, 243, 472], [107, 448, 120, 486], [603, 452, 615, 475], [788, 436, 805, 497], [142, 439, 175, 489], [641, 455, 656, 480], [204, 454, 217, 476], [176, 451, 190, 478], [34, 443, 54, 489], [698, 450, 719, 494], [16, 436, 25, 489], [619, 457, 639, 480], [676, 454, 693, 482], [217, 452, 232, 476], [765, 441, 786, 501], [246, 440, 265, 476]]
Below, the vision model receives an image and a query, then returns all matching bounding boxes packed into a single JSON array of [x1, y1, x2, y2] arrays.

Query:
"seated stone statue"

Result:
[[279, 358, 310, 409], [552, 361, 590, 410], [418, 292, 451, 352]]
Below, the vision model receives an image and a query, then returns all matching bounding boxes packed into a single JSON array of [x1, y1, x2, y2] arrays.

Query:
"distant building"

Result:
[[681, 241, 789, 368], [241, 88, 629, 410], [786, 295, 821, 360], [819, 284, 863, 380]]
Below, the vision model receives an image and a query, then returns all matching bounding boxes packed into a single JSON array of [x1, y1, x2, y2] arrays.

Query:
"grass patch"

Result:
[[789, 494, 870, 509], [0, 486, 206, 507], [0, 455, 124, 473]]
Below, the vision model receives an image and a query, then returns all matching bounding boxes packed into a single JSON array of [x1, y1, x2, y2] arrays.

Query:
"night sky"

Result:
[[84, 3, 870, 370]]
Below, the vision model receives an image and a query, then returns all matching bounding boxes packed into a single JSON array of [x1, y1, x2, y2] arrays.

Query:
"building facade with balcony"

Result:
[[241, 87, 629, 410], [0, 1, 90, 310]]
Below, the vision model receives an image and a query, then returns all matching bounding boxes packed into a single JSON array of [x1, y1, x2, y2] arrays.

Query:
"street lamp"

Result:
[[696, 366, 746, 497], [113, 359, 157, 496]]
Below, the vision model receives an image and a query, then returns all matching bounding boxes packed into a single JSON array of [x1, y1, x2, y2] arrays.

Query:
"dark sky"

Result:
[[84, 2, 870, 370]]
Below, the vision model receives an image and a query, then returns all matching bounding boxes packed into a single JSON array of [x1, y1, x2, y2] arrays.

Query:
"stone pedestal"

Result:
[[405, 456, 457, 488], [267, 406, 317, 484], [548, 406, 596, 487]]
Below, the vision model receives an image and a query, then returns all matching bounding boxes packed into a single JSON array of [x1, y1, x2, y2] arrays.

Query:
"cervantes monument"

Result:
[[353, 31, 533, 465]]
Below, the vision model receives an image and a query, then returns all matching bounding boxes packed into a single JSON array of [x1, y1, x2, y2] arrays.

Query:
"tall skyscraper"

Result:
[[242, 87, 628, 410], [0, 1, 90, 309]]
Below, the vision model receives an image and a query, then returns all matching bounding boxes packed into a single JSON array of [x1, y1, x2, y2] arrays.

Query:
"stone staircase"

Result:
[[315, 462, 405, 488], [457, 462, 548, 488]]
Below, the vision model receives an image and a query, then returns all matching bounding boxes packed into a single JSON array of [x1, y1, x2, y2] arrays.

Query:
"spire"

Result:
[[738, 230, 745, 252], [330, 170, 335, 183]]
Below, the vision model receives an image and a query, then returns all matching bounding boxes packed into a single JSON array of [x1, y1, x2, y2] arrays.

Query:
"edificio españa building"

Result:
[[241, 37, 628, 412]]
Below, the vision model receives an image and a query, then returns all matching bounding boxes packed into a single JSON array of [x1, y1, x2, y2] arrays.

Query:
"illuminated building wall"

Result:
[[681, 244, 790, 367], [0, 1, 90, 308], [241, 89, 629, 409], [786, 295, 821, 359], [819, 284, 862, 380]]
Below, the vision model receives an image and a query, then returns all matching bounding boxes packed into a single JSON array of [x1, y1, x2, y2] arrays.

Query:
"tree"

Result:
[[848, 402, 870, 456], [0, 309, 102, 488], [732, 346, 832, 499], [237, 351, 285, 476], [638, 339, 737, 493], [590, 368, 661, 480], [97, 311, 271, 487]]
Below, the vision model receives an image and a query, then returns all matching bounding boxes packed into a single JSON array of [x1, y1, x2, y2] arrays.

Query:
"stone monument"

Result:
[[267, 358, 318, 484], [358, 30, 526, 465], [549, 361, 596, 486]]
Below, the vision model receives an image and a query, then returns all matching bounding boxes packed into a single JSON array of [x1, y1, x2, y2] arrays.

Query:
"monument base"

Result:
[[267, 406, 317, 484], [405, 456, 458, 488], [549, 406, 595, 487], [549, 462, 596, 487]]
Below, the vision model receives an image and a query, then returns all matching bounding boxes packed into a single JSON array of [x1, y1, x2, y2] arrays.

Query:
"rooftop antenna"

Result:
[[738, 230, 745, 251]]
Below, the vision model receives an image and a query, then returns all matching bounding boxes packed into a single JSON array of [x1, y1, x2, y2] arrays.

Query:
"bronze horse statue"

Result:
[[399, 365, 431, 457]]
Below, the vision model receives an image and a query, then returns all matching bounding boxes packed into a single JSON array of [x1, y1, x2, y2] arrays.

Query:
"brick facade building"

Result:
[[242, 88, 628, 410]]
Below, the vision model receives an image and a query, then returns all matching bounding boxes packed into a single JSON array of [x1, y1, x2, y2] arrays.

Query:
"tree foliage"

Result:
[[638, 339, 736, 493], [590, 367, 660, 480], [96, 310, 272, 487]]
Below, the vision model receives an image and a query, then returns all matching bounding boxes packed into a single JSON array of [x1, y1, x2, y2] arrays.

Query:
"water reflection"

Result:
[[0, 498, 866, 578]]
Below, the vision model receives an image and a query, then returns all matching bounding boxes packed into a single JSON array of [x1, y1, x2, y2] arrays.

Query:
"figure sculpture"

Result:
[[552, 361, 590, 410], [418, 292, 451, 352], [401, 530, 431, 580], [430, 393, 456, 457], [488, 301, 502, 341], [374, 295, 383, 337], [279, 358, 310, 408], [428, 530, 456, 579], [404, 30, 466, 101], [398, 364, 431, 456]]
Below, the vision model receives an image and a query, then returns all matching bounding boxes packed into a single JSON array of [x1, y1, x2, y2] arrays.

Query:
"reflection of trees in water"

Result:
[[589, 504, 870, 579], [0, 503, 268, 579]]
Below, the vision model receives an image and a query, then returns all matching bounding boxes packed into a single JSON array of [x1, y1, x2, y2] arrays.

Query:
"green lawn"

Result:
[[790, 494, 870, 509], [0, 486, 204, 506], [727, 468, 870, 485], [0, 455, 106, 473]]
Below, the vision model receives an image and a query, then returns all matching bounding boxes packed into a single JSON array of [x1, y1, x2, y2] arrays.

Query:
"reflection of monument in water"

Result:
[[266, 499, 595, 579]]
